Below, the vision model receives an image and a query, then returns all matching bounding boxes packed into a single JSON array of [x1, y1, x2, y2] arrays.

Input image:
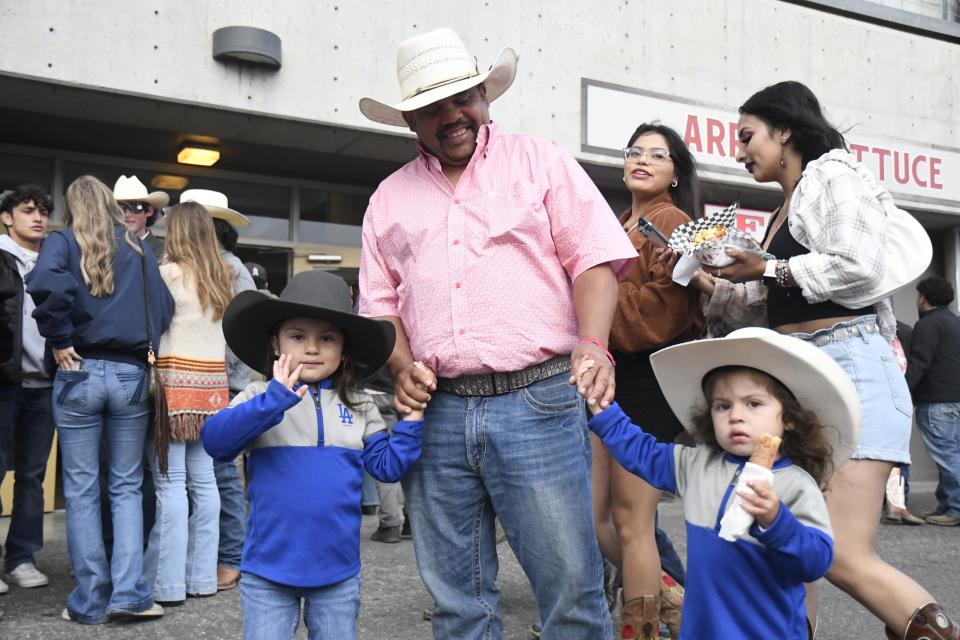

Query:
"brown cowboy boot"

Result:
[[658, 571, 683, 639], [621, 595, 661, 639], [884, 602, 960, 639]]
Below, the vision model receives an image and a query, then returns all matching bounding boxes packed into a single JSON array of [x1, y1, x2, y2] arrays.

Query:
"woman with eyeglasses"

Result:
[[592, 123, 703, 640], [26, 175, 174, 624], [678, 81, 959, 640]]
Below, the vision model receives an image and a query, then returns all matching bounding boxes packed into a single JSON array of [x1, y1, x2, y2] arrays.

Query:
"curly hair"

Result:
[[0, 184, 53, 218], [690, 366, 834, 487], [917, 276, 955, 307]]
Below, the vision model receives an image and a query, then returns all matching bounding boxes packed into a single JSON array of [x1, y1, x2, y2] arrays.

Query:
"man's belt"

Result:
[[435, 355, 571, 397]]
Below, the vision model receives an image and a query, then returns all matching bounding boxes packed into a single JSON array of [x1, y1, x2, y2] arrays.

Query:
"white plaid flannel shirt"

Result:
[[705, 149, 896, 339]]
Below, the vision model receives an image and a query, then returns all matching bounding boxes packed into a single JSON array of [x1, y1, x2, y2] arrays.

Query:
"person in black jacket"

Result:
[[0, 185, 56, 594], [906, 277, 960, 527], [27, 175, 174, 624]]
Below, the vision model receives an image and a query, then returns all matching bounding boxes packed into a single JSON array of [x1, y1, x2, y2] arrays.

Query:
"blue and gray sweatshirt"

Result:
[[202, 378, 423, 587], [590, 403, 833, 640]]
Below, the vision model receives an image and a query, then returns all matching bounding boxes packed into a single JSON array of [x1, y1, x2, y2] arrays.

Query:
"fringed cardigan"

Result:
[[157, 263, 229, 452]]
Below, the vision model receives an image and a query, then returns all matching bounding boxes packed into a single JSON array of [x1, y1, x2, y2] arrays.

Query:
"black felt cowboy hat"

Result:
[[223, 270, 395, 375]]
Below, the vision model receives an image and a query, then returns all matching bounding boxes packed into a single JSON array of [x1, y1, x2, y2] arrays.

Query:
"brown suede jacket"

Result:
[[610, 193, 704, 353]]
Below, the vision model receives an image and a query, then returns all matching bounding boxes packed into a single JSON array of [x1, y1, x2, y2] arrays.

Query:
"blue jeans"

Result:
[[214, 457, 246, 569], [144, 439, 220, 600], [53, 359, 153, 624], [655, 514, 686, 585], [915, 402, 960, 518], [240, 571, 360, 640], [0, 385, 55, 572], [403, 373, 611, 640]]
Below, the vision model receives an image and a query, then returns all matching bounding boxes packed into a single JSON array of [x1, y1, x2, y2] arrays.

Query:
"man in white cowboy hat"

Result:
[[113, 176, 169, 259], [177, 188, 255, 591], [358, 27, 637, 639]]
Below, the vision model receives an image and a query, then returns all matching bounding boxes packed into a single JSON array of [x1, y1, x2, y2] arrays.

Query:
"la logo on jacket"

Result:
[[337, 403, 354, 425]]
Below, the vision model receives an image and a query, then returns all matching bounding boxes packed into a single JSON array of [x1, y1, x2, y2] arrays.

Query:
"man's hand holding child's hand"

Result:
[[396, 361, 433, 421], [573, 355, 605, 416], [738, 480, 781, 528]]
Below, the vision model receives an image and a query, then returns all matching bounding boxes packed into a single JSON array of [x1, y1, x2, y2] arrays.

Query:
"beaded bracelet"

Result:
[[774, 259, 790, 287], [579, 338, 616, 366]]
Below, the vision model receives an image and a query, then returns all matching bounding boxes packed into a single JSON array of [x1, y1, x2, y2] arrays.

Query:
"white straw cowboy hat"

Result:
[[359, 27, 518, 127], [113, 175, 170, 208], [650, 327, 861, 469], [178, 189, 250, 228]]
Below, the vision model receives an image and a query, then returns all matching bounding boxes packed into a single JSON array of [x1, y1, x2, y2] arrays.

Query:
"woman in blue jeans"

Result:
[[143, 201, 232, 602], [27, 175, 174, 624]]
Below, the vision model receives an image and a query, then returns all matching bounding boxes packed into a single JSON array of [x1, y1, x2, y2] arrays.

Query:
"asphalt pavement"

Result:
[[0, 486, 957, 639]]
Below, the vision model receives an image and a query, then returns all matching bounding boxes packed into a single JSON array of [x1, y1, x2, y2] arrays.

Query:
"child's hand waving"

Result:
[[738, 480, 780, 528], [273, 353, 308, 399]]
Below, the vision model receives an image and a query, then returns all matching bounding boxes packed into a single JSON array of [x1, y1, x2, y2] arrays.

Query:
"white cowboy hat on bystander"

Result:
[[178, 189, 250, 228], [113, 175, 170, 208]]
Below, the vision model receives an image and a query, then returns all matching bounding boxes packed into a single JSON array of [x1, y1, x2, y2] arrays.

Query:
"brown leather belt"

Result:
[[435, 355, 571, 397]]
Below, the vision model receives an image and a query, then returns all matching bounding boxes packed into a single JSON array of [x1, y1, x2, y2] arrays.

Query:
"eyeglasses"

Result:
[[622, 147, 671, 164], [119, 202, 151, 214]]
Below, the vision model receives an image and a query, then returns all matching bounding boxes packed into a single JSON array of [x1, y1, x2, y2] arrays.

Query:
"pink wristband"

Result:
[[578, 338, 616, 366]]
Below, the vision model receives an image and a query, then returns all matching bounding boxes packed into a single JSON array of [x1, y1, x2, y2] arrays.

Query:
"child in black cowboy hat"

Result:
[[202, 270, 426, 640]]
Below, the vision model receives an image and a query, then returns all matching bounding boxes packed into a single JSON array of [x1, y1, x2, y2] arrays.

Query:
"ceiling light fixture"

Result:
[[151, 174, 189, 190], [307, 254, 343, 264], [177, 145, 221, 167]]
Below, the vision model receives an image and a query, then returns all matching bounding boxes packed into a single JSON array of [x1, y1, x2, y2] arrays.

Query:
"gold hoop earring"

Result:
[[671, 179, 678, 188]]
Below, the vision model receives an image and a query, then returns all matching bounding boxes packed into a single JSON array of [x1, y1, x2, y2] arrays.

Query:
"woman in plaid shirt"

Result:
[[680, 81, 958, 640]]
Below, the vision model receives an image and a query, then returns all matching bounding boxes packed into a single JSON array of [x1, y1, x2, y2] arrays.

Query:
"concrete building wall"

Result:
[[2, 0, 957, 169]]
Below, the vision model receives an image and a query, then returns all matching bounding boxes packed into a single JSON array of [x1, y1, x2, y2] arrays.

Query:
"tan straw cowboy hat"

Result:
[[178, 189, 250, 228], [359, 27, 518, 127], [650, 327, 862, 469], [113, 175, 170, 208]]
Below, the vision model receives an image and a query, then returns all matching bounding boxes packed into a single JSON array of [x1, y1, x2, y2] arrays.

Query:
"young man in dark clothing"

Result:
[[0, 185, 55, 593], [906, 276, 960, 526]]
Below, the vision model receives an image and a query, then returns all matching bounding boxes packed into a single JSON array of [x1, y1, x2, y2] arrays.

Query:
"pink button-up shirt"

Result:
[[359, 123, 637, 378]]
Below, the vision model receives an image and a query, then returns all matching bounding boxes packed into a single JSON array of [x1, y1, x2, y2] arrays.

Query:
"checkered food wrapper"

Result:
[[668, 202, 772, 267]]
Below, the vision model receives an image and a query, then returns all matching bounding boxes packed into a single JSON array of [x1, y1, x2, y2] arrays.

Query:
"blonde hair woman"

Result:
[[27, 175, 173, 624], [142, 201, 232, 603]]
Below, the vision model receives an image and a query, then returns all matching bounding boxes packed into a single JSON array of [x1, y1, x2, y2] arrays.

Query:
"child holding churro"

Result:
[[577, 327, 860, 639]]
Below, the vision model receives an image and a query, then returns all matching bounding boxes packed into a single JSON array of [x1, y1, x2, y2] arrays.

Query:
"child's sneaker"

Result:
[[6, 563, 49, 588]]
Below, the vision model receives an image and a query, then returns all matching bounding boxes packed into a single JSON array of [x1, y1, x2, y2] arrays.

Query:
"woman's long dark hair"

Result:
[[739, 81, 846, 169], [627, 122, 701, 219]]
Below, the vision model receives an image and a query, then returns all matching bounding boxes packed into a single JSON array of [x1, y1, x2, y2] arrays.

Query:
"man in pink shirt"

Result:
[[358, 28, 637, 639]]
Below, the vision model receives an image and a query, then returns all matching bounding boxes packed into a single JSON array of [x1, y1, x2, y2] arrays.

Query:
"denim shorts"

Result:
[[791, 315, 912, 464]]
